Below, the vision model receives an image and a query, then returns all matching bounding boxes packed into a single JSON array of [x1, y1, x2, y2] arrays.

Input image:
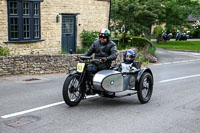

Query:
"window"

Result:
[[10, 18, 19, 39], [9, 1, 18, 15], [7, 0, 43, 42], [62, 18, 74, 34]]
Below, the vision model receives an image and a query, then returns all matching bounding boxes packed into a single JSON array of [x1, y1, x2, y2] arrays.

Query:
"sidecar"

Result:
[[93, 66, 154, 104]]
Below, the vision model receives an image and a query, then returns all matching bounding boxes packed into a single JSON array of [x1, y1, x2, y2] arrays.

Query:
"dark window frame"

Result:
[[7, 0, 42, 42]]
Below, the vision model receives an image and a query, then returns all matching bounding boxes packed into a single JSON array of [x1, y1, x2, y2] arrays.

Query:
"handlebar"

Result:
[[72, 55, 103, 64], [91, 59, 103, 65]]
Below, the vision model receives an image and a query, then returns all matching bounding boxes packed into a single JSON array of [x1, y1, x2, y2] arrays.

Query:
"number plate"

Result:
[[77, 63, 85, 73]]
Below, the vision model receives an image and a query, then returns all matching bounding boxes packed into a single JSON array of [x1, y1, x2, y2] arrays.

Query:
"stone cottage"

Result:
[[0, 0, 110, 55]]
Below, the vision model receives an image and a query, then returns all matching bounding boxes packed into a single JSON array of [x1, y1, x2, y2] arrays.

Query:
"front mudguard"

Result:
[[135, 67, 154, 91], [68, 69, 78, 76]]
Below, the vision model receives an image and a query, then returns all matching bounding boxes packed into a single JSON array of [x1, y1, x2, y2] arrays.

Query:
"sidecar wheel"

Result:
[[62, 74, 85, 107], [137, 72, 153, 104]]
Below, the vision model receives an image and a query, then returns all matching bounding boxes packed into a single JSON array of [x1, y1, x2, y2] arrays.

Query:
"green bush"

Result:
[[135, 52, 151, 65], [153, 25, 163, 42], [117, 42, 132, 50], [132, 36, 155, 49], [80, 30, 98, 47], [0, 46, 10, 56], [118, 35, 155, 49], [58, 51, 67, 54], [135, 46, 158, 65], [116, 35, 158, 65], [147, 46, 157, 57], [191, 30, 200, 38], [76, 46, 89, 54]]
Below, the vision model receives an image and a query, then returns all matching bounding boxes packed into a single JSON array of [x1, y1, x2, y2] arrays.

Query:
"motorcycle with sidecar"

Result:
[[62, 56, 154, 107]]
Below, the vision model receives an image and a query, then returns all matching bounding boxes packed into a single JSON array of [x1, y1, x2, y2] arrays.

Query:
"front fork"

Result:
[[78, 70, 88, 99], [78, 70, 86, 88], [70, 69, 95, 97], [69, 68, 87, 98]]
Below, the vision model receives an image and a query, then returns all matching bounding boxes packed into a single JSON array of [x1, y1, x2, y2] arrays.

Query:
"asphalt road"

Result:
[[1, 49, 200, 133]]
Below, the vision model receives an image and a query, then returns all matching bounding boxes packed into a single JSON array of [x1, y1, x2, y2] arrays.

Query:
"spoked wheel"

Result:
[[137, 72, 153, 104], [62, 74, 85, 107]]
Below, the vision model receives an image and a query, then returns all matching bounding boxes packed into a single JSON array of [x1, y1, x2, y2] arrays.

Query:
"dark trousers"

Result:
[[97, 63, 111, 71]]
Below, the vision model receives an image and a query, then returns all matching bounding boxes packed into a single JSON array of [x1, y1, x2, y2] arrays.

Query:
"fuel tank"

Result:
[[93, 70, 135, 92]]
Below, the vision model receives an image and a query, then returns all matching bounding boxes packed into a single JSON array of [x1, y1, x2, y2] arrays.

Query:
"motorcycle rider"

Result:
[[84, 29, 118, 71]]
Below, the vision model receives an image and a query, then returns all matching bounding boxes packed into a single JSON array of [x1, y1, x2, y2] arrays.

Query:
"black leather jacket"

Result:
[[85, 40, 118, 63]]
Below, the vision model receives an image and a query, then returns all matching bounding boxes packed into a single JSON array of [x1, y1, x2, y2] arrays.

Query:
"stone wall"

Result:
[[0, 55, 73, 76], [0, 0, 110, 55], [0, 0, 8, 43], [0, 51, 125, 76]]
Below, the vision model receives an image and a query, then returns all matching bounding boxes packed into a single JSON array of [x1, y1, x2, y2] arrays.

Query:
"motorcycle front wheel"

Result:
[[137, 72, 153, 104], [63, 74, 85, 107]]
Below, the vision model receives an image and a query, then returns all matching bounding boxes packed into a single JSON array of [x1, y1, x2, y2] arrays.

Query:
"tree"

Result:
[[110, 0, 200, 39], [111, 0, 160, 41], [193, 20, 200, 38]]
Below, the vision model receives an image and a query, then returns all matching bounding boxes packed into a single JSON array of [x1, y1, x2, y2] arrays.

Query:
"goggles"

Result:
[[99, 36, 107, 39]]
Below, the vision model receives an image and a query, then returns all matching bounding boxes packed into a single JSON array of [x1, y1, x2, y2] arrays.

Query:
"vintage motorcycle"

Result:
[[176, 30, 190, 41], [162, 30, 172, 41], [62, 56, 154, 107]]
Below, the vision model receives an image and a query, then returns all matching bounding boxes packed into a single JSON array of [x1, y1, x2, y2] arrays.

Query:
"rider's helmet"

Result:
[[124, 50, 136, 64], [99, 29, 111, 40]]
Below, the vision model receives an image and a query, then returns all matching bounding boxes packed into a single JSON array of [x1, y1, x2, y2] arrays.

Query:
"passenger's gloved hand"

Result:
[[101, 57, 107, 63]]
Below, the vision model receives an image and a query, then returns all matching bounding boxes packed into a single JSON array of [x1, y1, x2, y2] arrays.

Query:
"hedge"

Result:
[[0, 46, 10, 56]]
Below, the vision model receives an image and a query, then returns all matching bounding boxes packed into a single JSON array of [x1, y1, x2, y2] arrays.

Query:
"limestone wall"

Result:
[[0, 0, 8, 43], [0, 0, 110, 55], [0, 51, 125, 76]]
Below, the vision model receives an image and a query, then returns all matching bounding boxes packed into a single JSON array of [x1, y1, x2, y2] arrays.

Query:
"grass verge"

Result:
[[156, 41, 200, 51]]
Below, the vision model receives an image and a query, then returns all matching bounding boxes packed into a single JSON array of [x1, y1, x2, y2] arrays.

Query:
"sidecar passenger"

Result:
[[117, 49, 137, 72], [119, 50, 137, 90]]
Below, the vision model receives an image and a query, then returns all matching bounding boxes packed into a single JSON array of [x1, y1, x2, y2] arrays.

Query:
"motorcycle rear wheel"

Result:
[[63, 74, 85, 107], [137, 72, 153, 104]]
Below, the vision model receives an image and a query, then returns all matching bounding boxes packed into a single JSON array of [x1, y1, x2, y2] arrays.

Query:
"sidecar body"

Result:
[[93, 70, 123, 92], [93, 67, 153, 93]]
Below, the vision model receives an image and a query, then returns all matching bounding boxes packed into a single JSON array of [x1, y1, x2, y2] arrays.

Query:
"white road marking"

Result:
[[167, 51, 200, 58], [1, 101, 65, 119], [191, 53, 200, 56], [160, 74, 200, 83], [168, 51, 189, 54], [153, 59, 200, 66], [1, 95, 98, 119], [156, 51, 165, 54]]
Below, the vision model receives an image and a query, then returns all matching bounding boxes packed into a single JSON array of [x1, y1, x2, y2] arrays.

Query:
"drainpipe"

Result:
[[108, 0, 111, 30]]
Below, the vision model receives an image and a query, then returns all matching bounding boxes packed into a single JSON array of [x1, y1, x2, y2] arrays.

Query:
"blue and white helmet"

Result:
[[124, 50, 136, 64]]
